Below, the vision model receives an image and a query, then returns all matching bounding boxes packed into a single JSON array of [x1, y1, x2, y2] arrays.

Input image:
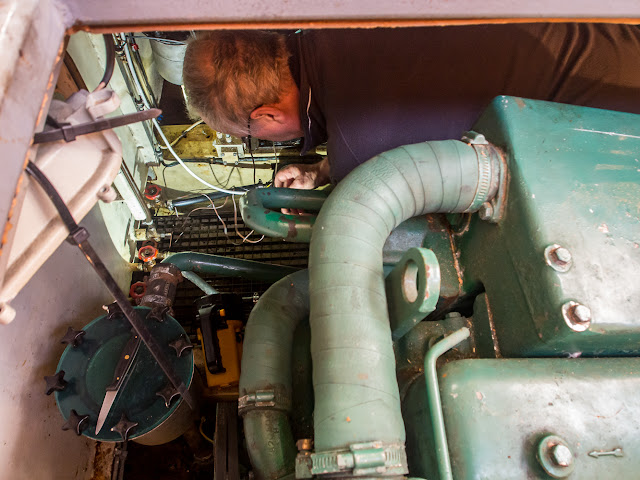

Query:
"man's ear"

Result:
[[250, 105, 285, 124]]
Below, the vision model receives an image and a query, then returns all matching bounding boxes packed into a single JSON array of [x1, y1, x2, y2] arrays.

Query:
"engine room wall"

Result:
[[0, 203, 133, 479]]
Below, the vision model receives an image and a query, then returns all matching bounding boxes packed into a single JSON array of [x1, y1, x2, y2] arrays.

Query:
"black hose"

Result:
[[97, 34, 116, 90]]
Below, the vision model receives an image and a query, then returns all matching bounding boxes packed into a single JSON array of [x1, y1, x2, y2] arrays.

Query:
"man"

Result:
[[183, 24, 640, 190]]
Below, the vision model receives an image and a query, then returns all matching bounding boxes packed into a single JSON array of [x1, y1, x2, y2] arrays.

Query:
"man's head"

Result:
[[183, 30, 303, 140]]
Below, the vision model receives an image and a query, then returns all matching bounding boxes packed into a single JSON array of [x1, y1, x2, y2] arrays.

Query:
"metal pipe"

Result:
[[239, 188, 328, 242], [181, 271, 218, 295], [161, 252, 298, 283], [424, 327, 470, 480], [308, 140, 499, 471]]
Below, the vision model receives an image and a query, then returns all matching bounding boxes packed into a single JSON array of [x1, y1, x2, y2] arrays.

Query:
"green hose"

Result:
[[239, 270, 309, 480], [161, 252, 298, 283], [308, 140, 499, 467]]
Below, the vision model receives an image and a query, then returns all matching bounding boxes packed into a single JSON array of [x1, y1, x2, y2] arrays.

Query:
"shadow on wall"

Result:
[[1, 202, 132, 479]]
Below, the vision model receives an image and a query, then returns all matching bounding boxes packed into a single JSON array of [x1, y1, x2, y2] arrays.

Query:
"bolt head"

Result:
[[478, 202, 493, 220], [554, 247, 572, 264], [573, 304, 591, 323], [551, 444, 573, 467], [562, 301, 592, 332], [544, 244, 573, 272]]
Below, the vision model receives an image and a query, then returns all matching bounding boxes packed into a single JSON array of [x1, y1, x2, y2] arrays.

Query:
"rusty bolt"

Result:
[[544, 244, 573, 272], [478, 202, 493, 220], [562, 301, 591, 332], [551, 444, 573, 467], [296, 439, 313, 452]]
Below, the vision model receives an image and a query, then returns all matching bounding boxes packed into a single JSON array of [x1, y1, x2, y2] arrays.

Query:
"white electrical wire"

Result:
[[159, 119, 204, 149], [153, 119, 244, 195], [119, 33, 244, 196]]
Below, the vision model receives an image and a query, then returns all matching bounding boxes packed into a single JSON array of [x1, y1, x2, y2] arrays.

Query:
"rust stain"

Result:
[[357, 373, 368, 380], [514, 98, 526, 109], [1, 38, 66, 259], [69, 17, 640, 35], [282, 217, 298, 239], [346, 416, 351, 423]]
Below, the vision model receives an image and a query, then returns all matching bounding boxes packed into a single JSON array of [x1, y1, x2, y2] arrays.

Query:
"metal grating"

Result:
[[147, 211, 308, 336]]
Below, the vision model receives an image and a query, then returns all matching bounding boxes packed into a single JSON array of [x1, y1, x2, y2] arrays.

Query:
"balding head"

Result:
[[183, 30, 291, 136]]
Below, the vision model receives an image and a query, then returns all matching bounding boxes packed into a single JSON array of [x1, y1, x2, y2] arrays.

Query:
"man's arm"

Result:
[[274, 157, 330, 190]]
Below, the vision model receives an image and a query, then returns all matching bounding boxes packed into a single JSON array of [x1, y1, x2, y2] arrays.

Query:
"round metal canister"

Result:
[[55, 307, 199, 445]]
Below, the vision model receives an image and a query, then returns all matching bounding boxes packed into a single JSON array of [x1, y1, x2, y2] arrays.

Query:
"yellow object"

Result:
[[198, 320, 243, 388], [219, 309, 226, 317]]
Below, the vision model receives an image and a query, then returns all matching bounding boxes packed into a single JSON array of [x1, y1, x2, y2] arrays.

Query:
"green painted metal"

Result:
[[457, 96, 640, 356], [536, 435, 575, 478], [239, 188, 329, 243], [239, 270, 309, 480], [404, 358, 640, 480], [386, 247, 441, 340], [384, 215, 463, 317], [162, 251, 298, 283], [55, 307, 193, 442], [423, 328, 470, 480], [308, 140, 499, 461], [180, 270, 218, 295]]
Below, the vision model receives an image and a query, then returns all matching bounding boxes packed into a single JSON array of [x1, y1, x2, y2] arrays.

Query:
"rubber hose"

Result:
[[239, 270, 310, 480], [308, 140, 498, 454], [161, 252, 298, 283]]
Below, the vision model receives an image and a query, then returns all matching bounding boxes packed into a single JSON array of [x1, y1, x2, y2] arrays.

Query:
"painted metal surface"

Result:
[[55, 306, 195, 444], [63, 0, 640, 31], [459, 97, 640, 356], [0, 0, 67, 290], [404, 358, 640, 480], [0, 204, 132, 478], [240, 188, 327, 243], [385, 247, 441, 340]]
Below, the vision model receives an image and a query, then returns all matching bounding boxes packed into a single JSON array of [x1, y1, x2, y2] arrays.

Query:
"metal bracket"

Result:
[[295, 441, 408, 478], [237, 388, 291, 415], [386, 248, 441, 341]]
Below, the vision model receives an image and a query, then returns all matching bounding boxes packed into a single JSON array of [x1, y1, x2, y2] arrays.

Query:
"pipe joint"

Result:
[[238, 387, 292, 415], [295, 441, 408, 479], [466, 143, 501, 212]]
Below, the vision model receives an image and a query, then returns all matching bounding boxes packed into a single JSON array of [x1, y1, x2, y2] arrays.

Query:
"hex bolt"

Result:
[[554, 247, 572, 264], [544, 244, 573, 272], [572, 304, 591, 323], [551, 444, 573, 467], [562, 301, 592, 332], [478, 202, 493, 220]]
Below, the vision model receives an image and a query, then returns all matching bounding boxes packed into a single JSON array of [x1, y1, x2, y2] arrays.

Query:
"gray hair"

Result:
[[182, 30, 290, 135]]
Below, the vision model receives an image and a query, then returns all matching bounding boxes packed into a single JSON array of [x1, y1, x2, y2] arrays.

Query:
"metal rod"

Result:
[[424, 327, 470, 480], [119, 160, 155, 227]]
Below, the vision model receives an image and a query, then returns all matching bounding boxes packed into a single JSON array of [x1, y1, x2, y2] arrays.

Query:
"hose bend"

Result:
[[308, 141, 499, 462], [239, 270, 310, 480]]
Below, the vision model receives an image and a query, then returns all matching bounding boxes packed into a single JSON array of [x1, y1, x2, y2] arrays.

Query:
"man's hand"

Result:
[[274, 158, 330, 189], [274, 158, 330, 214]]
